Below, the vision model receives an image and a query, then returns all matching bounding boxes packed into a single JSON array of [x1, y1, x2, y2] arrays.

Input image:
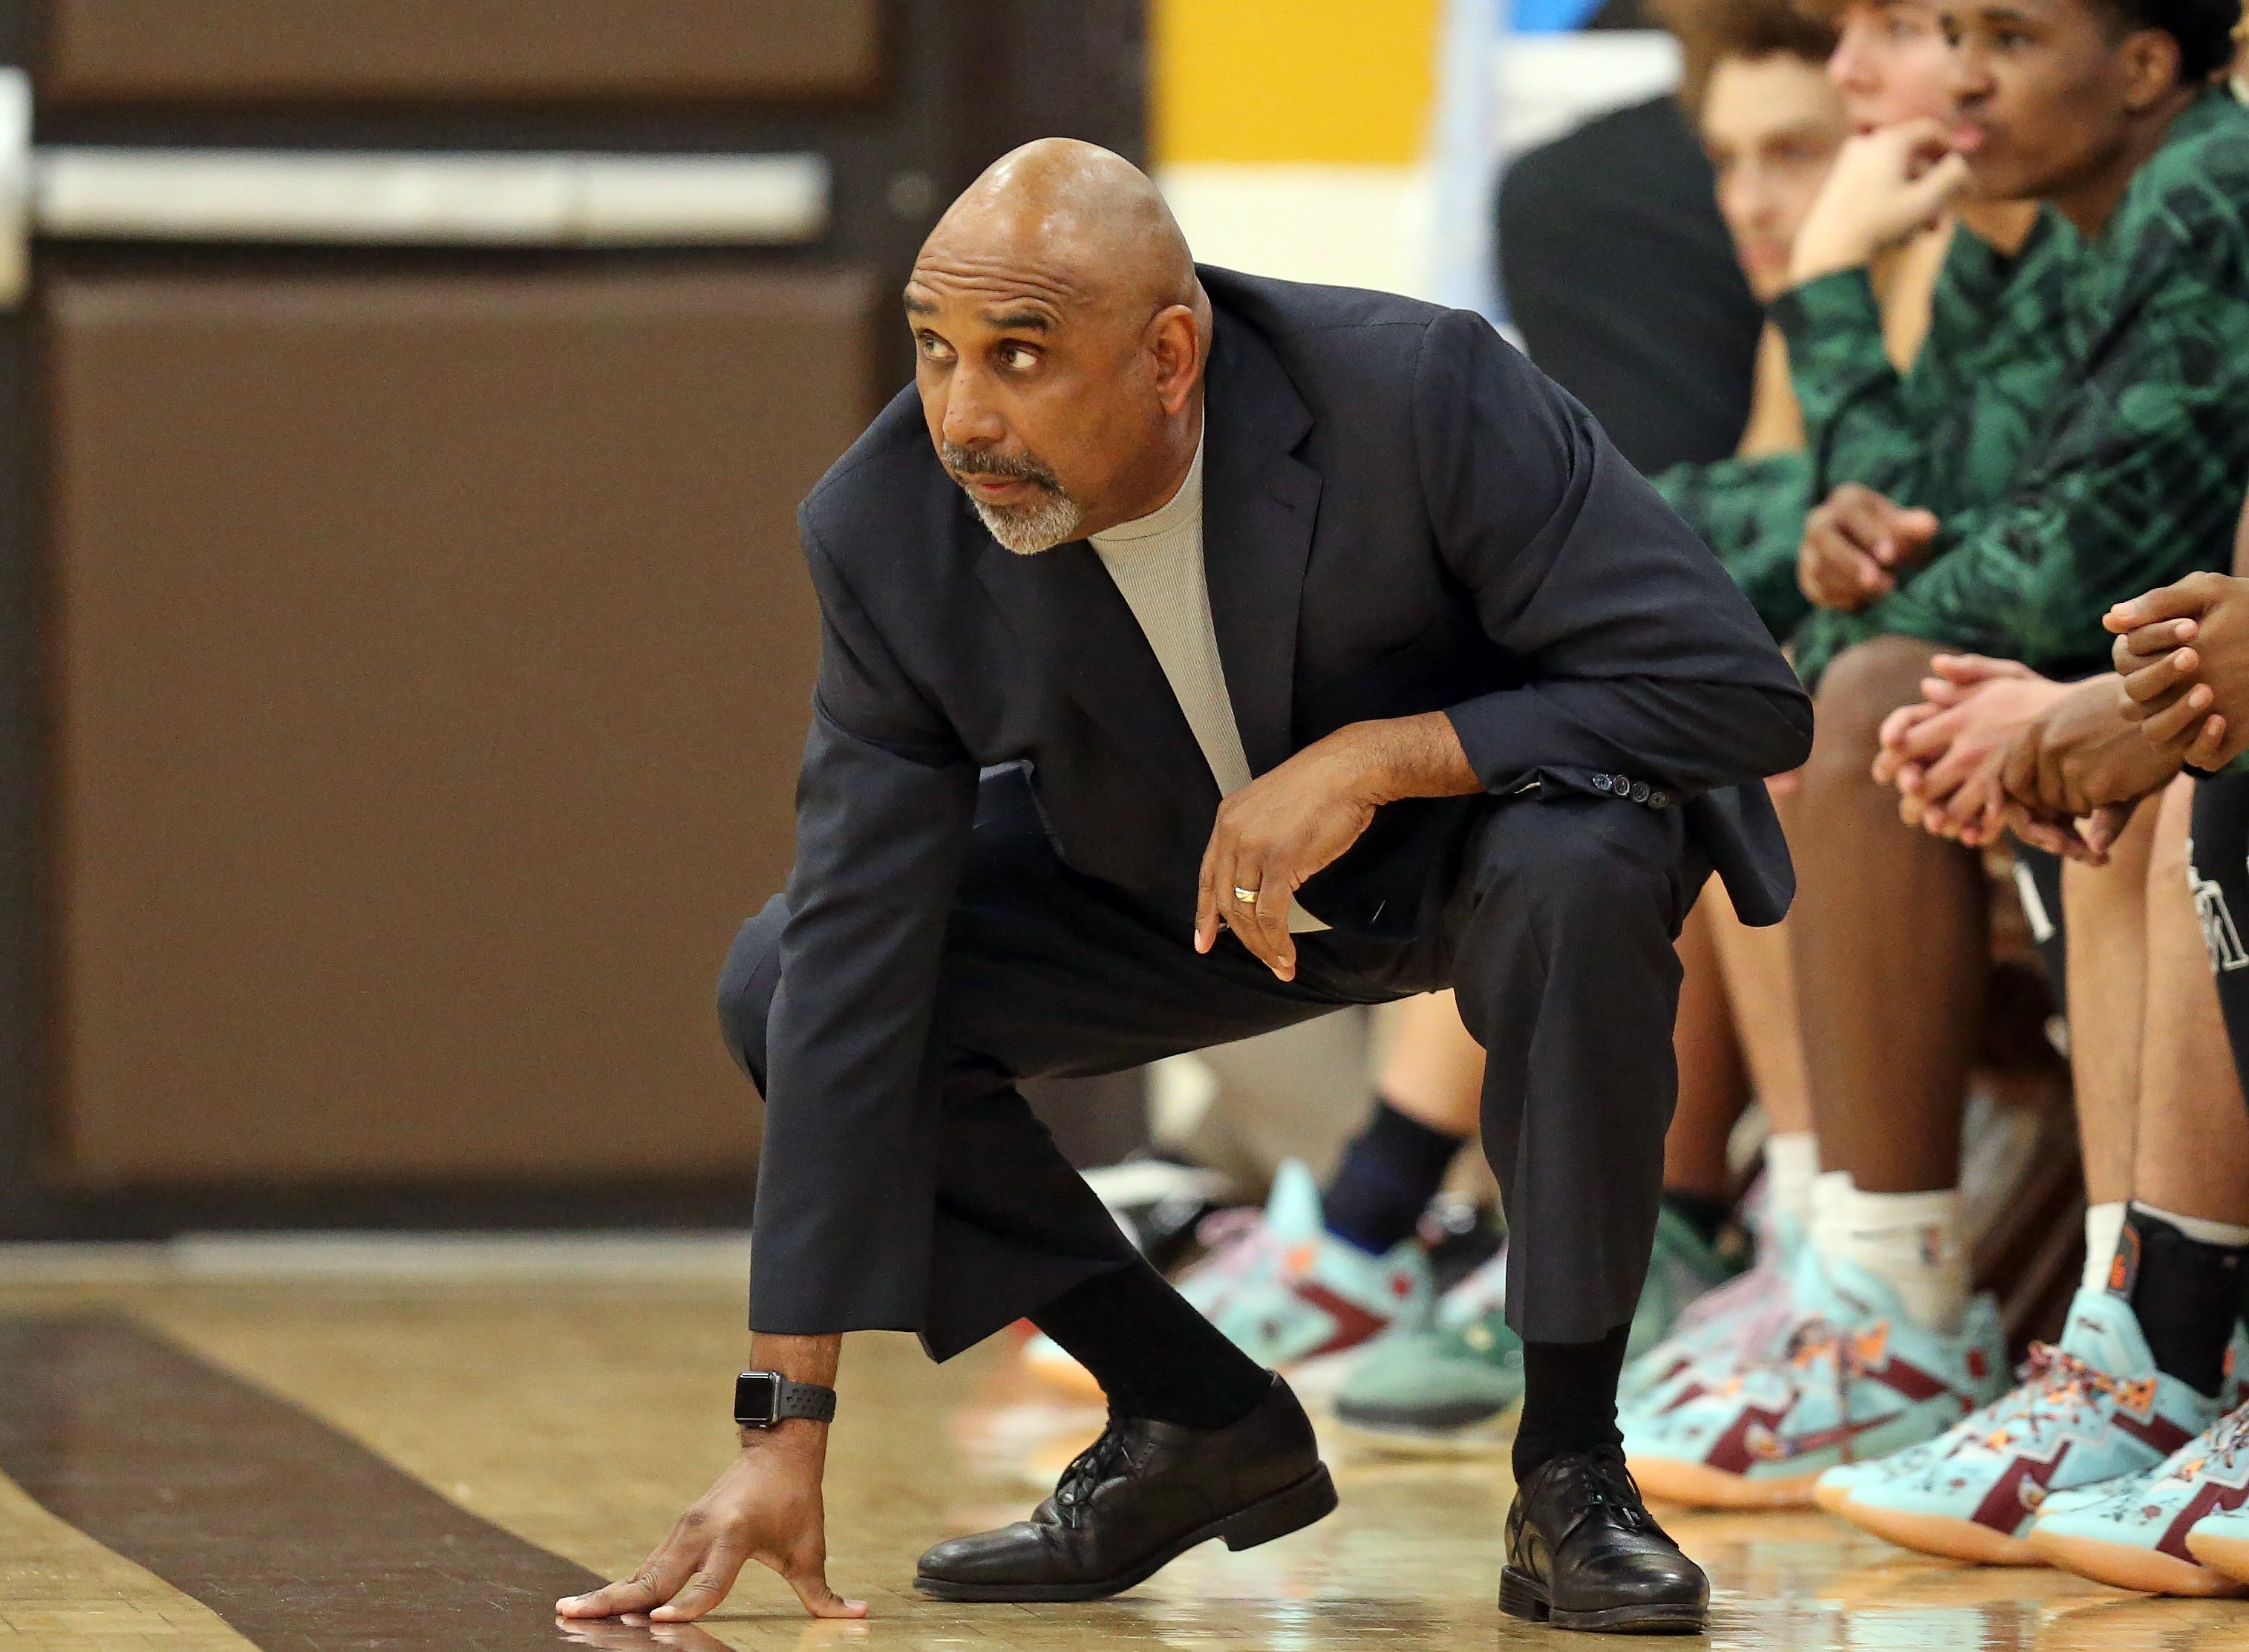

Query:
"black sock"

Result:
[[1322, 1097, 1467, 1256], [1031, 1255, 1271, 1429], [1662, 1188, 1731, 1250], [1512, 1322, 1632, 1483], [2116, 1205, 2245, 1398]]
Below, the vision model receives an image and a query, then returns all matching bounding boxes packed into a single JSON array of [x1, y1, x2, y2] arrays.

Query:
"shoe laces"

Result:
[[1053, 1421, 1135, 1529], [2166, 1403, 2249, 1486], [1972, 1345, 2146, 1451], [1178, 1208, 1270, 1285], [1556, 1453, 1655, 1535]]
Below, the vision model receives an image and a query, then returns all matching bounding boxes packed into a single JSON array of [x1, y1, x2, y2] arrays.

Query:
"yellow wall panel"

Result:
[[1154, 0, 1442, 165]]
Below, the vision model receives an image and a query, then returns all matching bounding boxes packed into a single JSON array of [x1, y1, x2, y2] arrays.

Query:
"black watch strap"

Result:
[[734, 1370, 837, 1429]]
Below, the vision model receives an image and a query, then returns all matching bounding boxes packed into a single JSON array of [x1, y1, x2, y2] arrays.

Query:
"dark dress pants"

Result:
[[722, 768, 1703, 1359]]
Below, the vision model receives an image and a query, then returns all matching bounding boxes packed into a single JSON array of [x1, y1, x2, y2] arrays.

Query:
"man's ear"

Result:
[[2120, 25, 2184, 111], [1147, 304, 1204, 415]]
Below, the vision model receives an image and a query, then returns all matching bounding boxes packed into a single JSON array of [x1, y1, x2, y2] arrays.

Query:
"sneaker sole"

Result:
[[2185, 1529, 2249, 1585], [1838, 1498, 2040, 1564], [2028, 1528, 2248, 1597], [1811, 1478, 1858, 1515], [1628, 1455, 1821, 1509], [1500, 1565, 1706, 1633], [911, 1463, 1339, 1603]]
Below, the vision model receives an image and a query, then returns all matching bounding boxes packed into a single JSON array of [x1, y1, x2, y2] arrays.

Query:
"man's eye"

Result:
[[918, 333, 954, 362], [1000, 345, 1039, 372]]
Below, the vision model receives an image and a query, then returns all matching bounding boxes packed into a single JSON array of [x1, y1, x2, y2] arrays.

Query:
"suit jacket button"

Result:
[[1593, 774, 1613, 792], [1651, 790, 1672, 809], [1631, 780, 1651, 804]]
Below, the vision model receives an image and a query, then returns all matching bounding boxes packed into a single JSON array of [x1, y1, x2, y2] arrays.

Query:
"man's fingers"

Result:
[[778, 1552, 869, 1621], [2119, 647, 2201, 707], [2187, 714, 2230, 771], [1220, 865, 1285, 973], [2124, 618, 2197, 658], [1929, 653, 2028, 686], [1904, 151, 1971, 221], [2081, 804, 2134, 859], [558, 1558, 684, 1621], [1239, 868, 1297, 981], [2005, 810, 2078, 860], [647, 1547, 752, 1625], [2142, 682, 2217, 745], [2107, 575, 2221, 633], [1877, 699, 1937, 757], [1193, 843, 1224, 954]]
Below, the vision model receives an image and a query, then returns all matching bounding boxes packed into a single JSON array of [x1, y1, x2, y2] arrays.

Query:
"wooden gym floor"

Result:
[[0, 1240, 2239, 1652]]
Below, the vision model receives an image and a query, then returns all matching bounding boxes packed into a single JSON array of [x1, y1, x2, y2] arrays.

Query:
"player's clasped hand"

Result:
[[2107, 571, 2248, 771], [1798, 483, 1940, 612], [555, 1426, 866, 1625]]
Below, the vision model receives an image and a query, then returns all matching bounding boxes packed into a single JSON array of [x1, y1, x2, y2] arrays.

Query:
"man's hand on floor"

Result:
[[1799, 484, 1939, 613], [557, 1423, 863, 1624], [1869, 656, 2070, 845], [2107, 572, 2249, 770], [1195, 711, 1478, 981]]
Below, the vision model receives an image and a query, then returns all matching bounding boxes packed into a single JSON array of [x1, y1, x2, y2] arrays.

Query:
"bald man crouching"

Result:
[[558, 140, 1809, 1634]]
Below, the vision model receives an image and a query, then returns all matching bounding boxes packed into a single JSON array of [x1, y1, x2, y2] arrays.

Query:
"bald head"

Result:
[[905, 139, 1212, 554], [921, 138, 1201, 323]]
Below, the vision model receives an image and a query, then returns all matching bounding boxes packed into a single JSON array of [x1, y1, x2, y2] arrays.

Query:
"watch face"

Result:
[[734, 1371, 780, 1426]]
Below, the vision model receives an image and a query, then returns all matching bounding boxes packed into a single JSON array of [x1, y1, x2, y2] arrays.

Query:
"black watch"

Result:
[[734, 1370, 838, 1429]]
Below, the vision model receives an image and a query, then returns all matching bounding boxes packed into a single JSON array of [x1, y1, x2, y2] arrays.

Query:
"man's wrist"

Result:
[[1346, 711, 1481, 806], [740, 1417, 828, 1449]]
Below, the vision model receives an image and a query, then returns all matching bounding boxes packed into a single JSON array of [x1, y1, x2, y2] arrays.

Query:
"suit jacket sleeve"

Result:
[[1417, 308, 1814, 796], [748, 514, 979, 1336]]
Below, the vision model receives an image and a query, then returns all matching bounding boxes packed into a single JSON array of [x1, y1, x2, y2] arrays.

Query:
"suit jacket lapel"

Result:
[[1201, 313, 1320, 778], [969, 500, 1219, 807]]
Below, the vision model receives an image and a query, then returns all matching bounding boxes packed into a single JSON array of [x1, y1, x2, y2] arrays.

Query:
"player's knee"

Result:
[[717, 896, 788, 1091], [1808, 634, 1938, 775]]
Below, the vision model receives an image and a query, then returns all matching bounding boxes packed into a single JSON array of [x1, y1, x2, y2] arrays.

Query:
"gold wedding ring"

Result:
[[1232, 886, 1260, 905]]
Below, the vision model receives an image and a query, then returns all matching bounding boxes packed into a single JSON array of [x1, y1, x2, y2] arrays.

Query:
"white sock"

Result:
[[1763, 1132, 1819, 1236], [1809, 1169, 1855, 1264], [2132, 1200, 2249, 1249], [1827, 1186, 1971, 1334], [2082, 1201, 2129, 1295]]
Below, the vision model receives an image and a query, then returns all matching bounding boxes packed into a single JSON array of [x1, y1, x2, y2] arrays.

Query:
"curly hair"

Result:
[[2107, 0, 2247, 82], [1649, 0, 1842, 110]]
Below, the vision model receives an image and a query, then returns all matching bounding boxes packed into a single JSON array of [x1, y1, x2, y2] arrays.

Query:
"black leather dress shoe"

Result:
[[914, 1374, 1336, 1602], [1501, 1450, 1708, 1633]]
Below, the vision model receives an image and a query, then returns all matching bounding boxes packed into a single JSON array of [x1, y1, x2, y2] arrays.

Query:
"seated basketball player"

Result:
[[555, 140, 1810, 1630], [1628, 0, 2249, 1508], [1830, 493, 2249, 1587]]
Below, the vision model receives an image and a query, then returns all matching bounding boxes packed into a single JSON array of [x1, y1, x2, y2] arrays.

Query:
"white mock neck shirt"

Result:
[[1088, 434, 1326, 934]]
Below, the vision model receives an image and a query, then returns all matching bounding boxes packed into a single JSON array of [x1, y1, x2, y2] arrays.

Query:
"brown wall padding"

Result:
[[45, 266, 875, 1185], [42, 0, 884, 104]]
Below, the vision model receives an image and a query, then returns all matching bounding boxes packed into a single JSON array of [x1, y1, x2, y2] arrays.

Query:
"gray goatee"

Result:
[[941, 442, 1084, 555]]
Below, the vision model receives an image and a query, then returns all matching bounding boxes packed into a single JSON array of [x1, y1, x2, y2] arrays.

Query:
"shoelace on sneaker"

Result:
[[1175, 1208, 1272, 1291], [2165, 1403, 2249, 1486], [1981, 1345, 2155, 1452]]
